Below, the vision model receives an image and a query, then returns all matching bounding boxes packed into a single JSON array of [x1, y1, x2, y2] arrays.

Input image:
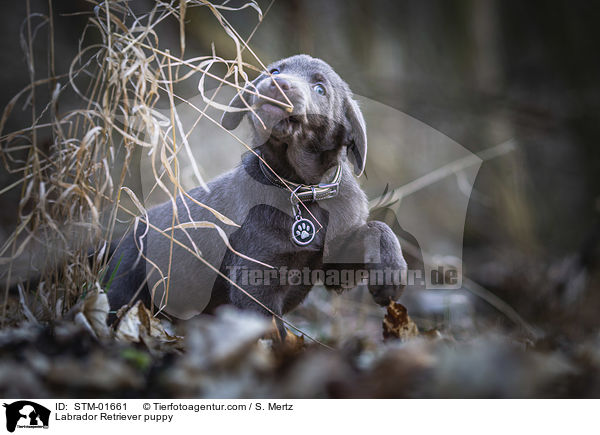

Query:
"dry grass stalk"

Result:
[[0, 0, 332, 348]]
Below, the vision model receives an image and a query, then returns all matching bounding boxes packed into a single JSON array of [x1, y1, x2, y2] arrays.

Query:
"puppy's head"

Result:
[[220, 55, 367, 182]]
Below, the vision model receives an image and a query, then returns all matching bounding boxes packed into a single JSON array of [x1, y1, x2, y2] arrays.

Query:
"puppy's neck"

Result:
[[257, 139, 342, 185], [257, 142, 304, 183]]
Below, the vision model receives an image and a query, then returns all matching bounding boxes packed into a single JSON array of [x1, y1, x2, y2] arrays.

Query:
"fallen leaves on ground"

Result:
[[0, 298, 598, 398]]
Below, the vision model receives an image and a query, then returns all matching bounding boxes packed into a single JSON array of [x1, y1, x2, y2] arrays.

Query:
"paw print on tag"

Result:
[[291, 218, 315, 246], [287, 269, 302, 285]]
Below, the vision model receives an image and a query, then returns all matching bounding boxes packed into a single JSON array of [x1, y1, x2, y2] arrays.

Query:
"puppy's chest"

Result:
[[239, 202, 330, 249], [240, 195, 361, 252]]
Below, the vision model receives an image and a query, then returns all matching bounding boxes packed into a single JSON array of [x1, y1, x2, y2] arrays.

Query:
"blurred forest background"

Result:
[[0, 0, 599, 398]]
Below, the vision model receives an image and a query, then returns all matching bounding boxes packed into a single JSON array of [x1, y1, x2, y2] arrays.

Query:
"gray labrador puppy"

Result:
[[106, 54, 407, 324]]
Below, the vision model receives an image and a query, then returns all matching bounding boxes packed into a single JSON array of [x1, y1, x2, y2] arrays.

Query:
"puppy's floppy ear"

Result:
[[220, 74, 264, 131], [345, 97, 368, 176]]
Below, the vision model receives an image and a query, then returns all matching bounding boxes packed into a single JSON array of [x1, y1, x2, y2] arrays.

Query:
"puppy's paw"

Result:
[[369, 282, 405, 306], [365, 220, 407, 305]]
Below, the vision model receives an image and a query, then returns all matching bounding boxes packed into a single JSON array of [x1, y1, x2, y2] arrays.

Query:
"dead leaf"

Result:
[[268, 317, 305, 353], [114, 301, 183, 351], [74, 291, 110, 340], [383, 301, 419, 341]]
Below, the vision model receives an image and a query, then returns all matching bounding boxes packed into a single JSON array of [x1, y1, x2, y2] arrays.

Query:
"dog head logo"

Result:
[[3, 401, 50, 432]]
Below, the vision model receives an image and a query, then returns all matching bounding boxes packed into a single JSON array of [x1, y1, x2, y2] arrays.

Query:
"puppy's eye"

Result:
[[313, 84, 326, 96], [270, 68, 280, 75]]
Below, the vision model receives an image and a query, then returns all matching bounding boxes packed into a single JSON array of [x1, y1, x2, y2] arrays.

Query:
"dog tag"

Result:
[[291, 218, 315, 246]]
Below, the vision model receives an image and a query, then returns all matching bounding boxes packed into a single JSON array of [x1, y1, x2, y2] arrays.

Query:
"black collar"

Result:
[[258, 155, 342, 204]]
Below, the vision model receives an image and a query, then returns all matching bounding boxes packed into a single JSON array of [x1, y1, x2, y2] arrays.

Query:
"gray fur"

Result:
[[106, 54, 406, 321]]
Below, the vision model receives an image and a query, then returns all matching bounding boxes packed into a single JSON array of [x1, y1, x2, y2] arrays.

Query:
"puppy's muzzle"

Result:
[[256, 76, 306, 116]]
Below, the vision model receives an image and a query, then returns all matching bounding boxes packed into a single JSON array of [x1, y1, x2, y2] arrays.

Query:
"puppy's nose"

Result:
[[270, 77, 291, 91]]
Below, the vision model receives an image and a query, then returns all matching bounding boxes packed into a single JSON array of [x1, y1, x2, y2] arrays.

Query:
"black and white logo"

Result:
[[3, 401, 50, 433]]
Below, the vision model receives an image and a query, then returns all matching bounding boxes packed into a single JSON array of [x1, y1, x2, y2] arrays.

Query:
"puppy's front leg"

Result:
[[363, 221, 407, 305], [324, 221, 407, 305]]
